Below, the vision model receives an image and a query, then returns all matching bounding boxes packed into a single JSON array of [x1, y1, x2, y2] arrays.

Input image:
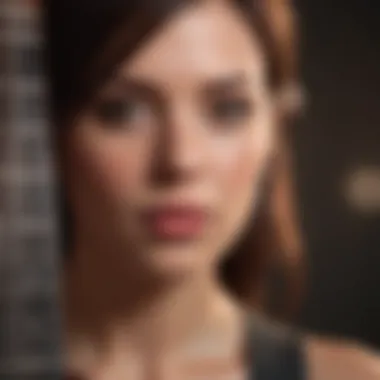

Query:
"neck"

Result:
[[63, 244, 243, 363]]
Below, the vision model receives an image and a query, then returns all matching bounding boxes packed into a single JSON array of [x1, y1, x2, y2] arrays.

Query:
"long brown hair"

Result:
[[44, 0, 305, 319]]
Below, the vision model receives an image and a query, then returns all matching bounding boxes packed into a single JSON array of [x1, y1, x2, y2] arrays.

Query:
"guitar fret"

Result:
[[0, 1, 63, 378]]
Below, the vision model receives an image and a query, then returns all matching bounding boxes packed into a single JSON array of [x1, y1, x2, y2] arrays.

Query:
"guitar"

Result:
[[0, 1, 62, 378]]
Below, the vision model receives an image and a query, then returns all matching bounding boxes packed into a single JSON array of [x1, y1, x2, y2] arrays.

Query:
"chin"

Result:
[[141, 242, 211, 279]]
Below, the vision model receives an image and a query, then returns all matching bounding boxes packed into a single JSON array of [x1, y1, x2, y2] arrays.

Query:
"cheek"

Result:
[[222, 143, 261, 194], [205, 117, 274, 258], [64, 126, 149, 207], [217, 121, 274, 207]]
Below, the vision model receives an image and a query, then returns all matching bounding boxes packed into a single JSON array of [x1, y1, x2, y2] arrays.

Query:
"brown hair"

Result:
[[44, 0, 305, 319]]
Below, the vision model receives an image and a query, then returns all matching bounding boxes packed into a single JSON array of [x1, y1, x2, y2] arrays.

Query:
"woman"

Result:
[[44, 0, 380, 379]]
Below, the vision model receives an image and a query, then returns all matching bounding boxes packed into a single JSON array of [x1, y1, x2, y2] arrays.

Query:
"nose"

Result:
[[152, 106, 207, 184]]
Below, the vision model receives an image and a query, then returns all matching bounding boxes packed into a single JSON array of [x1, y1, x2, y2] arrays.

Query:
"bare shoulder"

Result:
[[304, 335, 380, 380]]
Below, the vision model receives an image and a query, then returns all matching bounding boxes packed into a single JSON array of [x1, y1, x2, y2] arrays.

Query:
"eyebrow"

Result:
[[203, 72, 252, 95], [104, 71, 252, 98], [104, 74, 161, 99]]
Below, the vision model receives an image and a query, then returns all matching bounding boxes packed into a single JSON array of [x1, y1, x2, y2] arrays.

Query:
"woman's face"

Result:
[[64, 1, 276, 277]]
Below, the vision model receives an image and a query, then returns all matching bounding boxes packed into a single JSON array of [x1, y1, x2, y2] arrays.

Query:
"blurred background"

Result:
[[294, 0, 380, 348]]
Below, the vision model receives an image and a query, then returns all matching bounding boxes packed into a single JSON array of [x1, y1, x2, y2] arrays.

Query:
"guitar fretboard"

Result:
[[0, 1, 62, 378]]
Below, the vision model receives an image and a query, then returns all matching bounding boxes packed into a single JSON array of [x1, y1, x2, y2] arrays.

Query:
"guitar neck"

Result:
[[0, 1, 62, 378]]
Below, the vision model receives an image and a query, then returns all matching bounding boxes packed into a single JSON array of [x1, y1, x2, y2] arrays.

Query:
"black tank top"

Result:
[[66, 315, 305, 380], [249, 314, 306, 380]]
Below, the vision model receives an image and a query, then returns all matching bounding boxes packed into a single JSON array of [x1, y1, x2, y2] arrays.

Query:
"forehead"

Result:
[[118, 1, 266, 89]]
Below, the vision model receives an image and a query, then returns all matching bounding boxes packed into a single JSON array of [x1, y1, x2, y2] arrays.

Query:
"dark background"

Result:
[[294, 0, 380, 348]]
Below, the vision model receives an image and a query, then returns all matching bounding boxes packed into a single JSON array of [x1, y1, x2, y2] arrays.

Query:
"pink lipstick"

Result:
[[142, 205, 208, 240]]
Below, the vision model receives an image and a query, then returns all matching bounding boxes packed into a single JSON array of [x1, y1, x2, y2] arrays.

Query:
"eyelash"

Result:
[[209, 98, 254, 124], [93, 98, 149, 127], [92, 96, 254, 130]]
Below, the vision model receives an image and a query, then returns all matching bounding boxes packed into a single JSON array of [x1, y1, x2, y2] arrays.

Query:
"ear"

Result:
[[276, 82, 307, 118]]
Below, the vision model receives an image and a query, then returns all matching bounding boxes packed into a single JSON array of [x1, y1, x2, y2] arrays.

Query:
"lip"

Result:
[[141, 204, 209, 240]]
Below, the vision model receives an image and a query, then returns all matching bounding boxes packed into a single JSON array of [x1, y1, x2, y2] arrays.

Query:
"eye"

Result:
[[93, 98, 151, 127], [210, 98, 254, 125]]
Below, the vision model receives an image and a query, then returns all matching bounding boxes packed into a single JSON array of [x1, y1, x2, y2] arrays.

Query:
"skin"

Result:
[[61, 1, 380, 379]]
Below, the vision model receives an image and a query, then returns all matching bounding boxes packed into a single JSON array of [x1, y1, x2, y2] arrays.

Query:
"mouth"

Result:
[[141, 204, 210, 241]]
